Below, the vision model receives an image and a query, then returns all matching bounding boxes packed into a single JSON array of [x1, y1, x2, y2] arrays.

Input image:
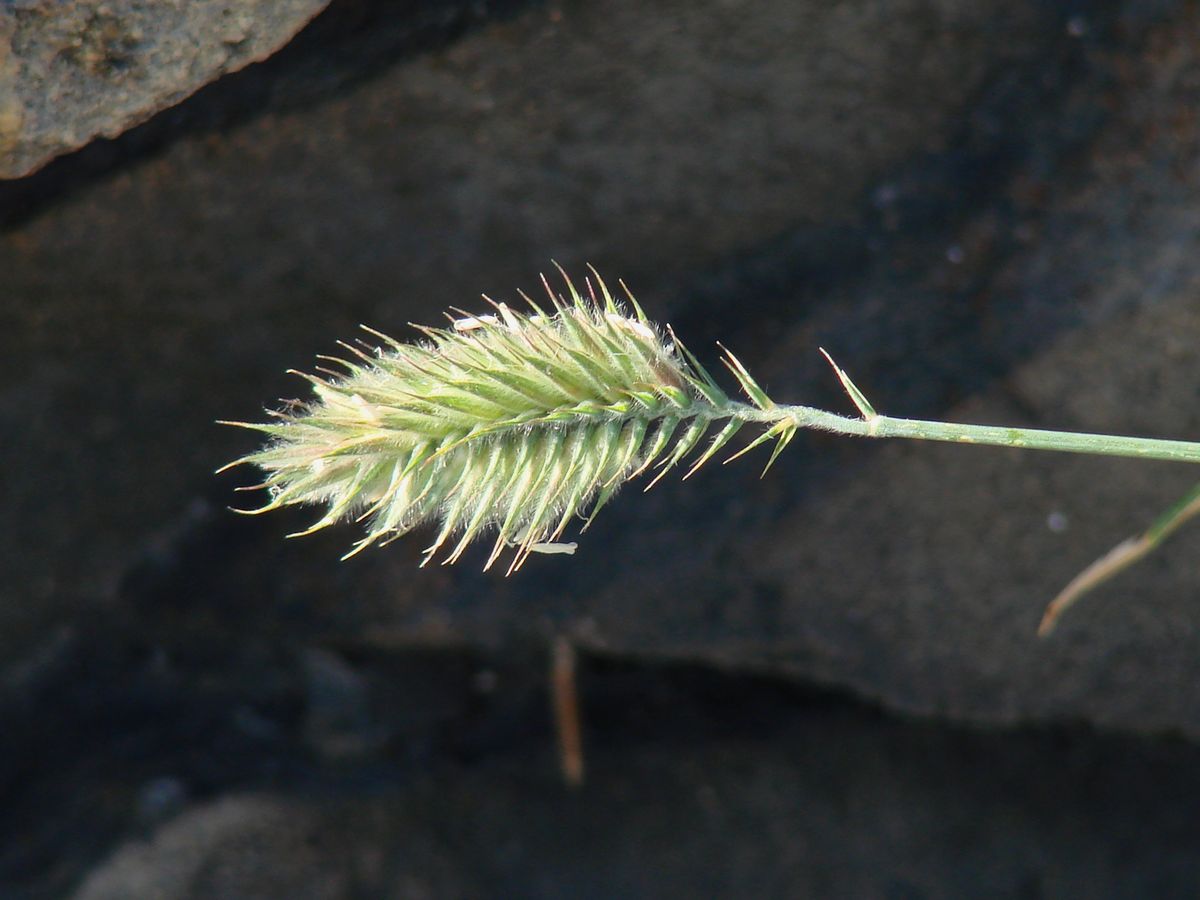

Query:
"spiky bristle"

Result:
[[221, 272, 773, 570]]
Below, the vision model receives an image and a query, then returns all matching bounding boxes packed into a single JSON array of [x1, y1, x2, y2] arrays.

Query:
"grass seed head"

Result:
[[221, 269, 754, 572]]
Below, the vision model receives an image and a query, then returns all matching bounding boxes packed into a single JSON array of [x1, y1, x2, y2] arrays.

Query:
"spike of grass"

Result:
[[222, 269, 1200, 591]]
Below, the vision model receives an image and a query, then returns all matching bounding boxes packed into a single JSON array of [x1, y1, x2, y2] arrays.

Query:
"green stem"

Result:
[[755, 405, 1200, 465]]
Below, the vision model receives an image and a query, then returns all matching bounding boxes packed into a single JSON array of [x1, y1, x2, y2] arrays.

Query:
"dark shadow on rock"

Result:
[[4, 637, 1200, 897]]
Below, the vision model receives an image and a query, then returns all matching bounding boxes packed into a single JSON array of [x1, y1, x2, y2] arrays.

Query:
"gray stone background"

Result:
[[3, 0, 1200, 896]]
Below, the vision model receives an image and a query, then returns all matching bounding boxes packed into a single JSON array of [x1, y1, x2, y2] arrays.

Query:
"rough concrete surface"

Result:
[[3, 0, 1200, 896], [0, 0, 330, 178]]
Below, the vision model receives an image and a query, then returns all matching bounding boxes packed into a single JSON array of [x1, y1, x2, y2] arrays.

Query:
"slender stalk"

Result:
[[766, 405, 1200, 465], [550, 635, 585, 788], [1038, 480, 1200, 635]]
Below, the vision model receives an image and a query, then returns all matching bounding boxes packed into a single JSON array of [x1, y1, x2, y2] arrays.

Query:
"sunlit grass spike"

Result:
[[221, 268, 1200, 588]]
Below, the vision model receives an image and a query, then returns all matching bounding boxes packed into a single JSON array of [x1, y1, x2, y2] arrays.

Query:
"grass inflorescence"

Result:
[[223, 267, 1200, 630], [220, 268, 785, 573]]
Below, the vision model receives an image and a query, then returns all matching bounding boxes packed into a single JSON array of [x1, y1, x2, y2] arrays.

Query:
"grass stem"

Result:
[[770, 405, 1200, 465]]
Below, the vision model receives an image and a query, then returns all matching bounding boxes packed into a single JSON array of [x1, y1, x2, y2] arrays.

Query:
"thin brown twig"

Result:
[[550, 635, 585, 788]]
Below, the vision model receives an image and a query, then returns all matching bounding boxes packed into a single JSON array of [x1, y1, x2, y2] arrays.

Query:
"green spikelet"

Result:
[[220, 268, 772, 572]]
